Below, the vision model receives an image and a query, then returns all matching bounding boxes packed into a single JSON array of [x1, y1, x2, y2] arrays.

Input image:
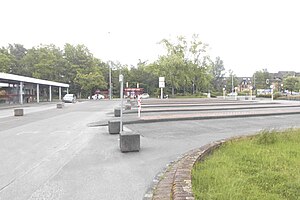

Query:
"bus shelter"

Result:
[[0, 72, 69, 105]]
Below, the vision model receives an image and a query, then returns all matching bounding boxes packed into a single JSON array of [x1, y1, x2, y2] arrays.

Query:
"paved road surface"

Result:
[[1, 100, 300, 200]]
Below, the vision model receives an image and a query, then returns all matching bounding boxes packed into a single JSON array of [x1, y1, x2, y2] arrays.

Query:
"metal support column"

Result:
[[20, 81, 23, 104], [109, 63, 112, 100], [59, 87, 62, 100], [49, 85, 52, 102], [37, 84, 40, 103], [119, 74, 124, 132]]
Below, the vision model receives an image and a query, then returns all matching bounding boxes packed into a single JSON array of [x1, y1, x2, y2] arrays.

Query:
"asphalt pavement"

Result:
[[1, 99, 300, 200]]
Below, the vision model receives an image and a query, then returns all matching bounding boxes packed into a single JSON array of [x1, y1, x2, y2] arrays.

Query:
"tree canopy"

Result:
[[0, 36, 230, 98]]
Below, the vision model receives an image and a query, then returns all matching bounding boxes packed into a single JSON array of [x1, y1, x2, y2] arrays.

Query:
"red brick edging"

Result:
[[151, 140, 226, 200]]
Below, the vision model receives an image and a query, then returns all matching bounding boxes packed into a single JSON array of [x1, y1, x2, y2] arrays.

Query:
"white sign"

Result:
[[119, 74, 123, 82], [159, 77, 165, 82], [159, 82, 165, 88]]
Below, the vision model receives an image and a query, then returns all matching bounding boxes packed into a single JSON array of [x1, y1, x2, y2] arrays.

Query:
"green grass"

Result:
[[192, 129, 300, 200]]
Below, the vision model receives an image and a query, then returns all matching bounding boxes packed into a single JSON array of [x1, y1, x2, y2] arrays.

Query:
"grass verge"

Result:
[[192, 129, 300, 200]]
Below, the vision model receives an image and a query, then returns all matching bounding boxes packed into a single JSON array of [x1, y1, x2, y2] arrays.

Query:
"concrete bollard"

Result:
[[108, 120, 122, 134], [114, 107, 121, 117], [57, 103, 64, 109], [14, 108, 24, 116], [130, 100, 137, 107], [124, 104, 131, 110], [120, 130, 140, 152]]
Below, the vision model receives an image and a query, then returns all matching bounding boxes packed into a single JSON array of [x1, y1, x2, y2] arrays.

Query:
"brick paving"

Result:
[[151, 141, 225, 200]]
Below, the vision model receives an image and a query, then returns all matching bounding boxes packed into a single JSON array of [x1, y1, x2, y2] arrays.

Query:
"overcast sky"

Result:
[[1, 0, 299, 76]]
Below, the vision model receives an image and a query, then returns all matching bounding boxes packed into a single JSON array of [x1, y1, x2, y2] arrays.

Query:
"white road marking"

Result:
[[16, 131, 39, 136]]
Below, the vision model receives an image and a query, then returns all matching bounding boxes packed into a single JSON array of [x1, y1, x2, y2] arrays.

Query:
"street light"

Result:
[[109, 61, 112, 100]]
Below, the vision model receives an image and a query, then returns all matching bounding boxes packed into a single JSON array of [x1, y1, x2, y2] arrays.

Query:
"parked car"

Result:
[[92, 94, 105, 100], [63, 94, 76, 103], [140, 93, 150, 99]]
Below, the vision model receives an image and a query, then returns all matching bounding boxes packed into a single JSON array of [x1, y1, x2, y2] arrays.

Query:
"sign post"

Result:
[[119, 74, 124, 131], [137, 95, 141, 117], [159, 77, 165, 99], [223, 88, 226, 99], [270, 85, 274, 101]]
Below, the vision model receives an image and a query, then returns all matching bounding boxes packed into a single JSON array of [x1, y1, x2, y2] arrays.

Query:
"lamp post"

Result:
[[107, 31, 113, 100], [109, 61, 112, 100], [231, 75, 234, 94], [119, 74, 124, 132]]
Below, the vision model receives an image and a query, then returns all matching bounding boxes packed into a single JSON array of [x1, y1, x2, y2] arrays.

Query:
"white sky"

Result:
[[1, 0, 299, 76]]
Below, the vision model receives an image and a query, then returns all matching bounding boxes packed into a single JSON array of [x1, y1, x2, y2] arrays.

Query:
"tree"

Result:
[[74, 69, 106, 98], [188, 34, 211, 94], [22, 44, 67, 80], [225, 70, 239, 93], [8, 44, 27, 75], [63, 44, 107, 96], [154, 35, 211, 96], [283, 76, 299, 94], [211, 57, 225, 92], [253, 69, 271, 89], [0, 47, 12, 73]]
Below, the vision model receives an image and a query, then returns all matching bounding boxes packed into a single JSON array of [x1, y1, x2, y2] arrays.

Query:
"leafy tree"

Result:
[[8, 44, 27, 75], [253, 69, 271, 89], [74, 69, 106, 98], [225, 70, 239, 93], [154, 35, 211, 96], [283, 76, 300, 94], [0, 47, 12, 73], [211, 57, 225, 92], [22, 44, 67, 80], [188, 34, 211, 94], [63, 44, 107, 96]]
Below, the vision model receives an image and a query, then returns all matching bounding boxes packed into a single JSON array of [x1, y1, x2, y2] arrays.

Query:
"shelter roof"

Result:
[[0, 73, 69, 87]]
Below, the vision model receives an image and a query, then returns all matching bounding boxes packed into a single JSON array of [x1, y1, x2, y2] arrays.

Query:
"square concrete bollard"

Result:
[[108, 120, 122, 134], [124, 104, 131, 110], [114, 107, 121, 117], [14, 108, 24, 116], [120, 131, 140, 152], [130, 100, 137, 107], [57, 103, 64, 109]]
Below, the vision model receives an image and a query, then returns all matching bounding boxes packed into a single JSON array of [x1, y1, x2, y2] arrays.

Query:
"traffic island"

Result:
[[108, 120, 121, 134], [114, 107, 121, 117], [14, 108, 24, 116], [57, 103, 64, 109], [120, 130, 140, 152]]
